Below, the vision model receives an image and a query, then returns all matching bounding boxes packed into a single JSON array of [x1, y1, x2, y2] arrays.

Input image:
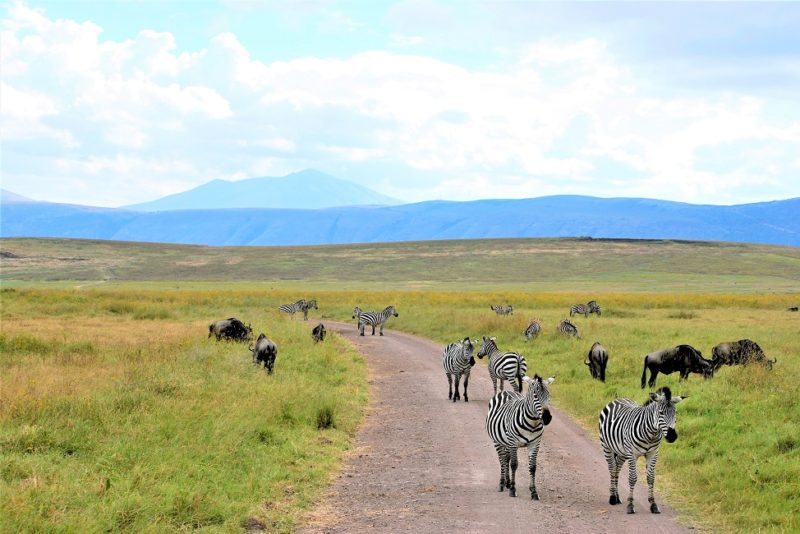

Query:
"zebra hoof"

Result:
[[509, 488, 517, 498], [609, 494, 621, 505], [531, 492, 539, 501], [626, 503, 635, 514], [464, 396, 468, 402], [498, 485, 505, 492], [650, 503, 661, 514], [379, 333, 384, 336]]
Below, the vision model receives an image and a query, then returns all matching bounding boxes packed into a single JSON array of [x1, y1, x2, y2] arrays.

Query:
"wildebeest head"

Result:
[[648, 387, 686, 443]]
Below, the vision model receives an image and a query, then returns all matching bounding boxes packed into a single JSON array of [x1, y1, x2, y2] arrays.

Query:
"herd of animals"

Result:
[[208, 297, 779, 517]]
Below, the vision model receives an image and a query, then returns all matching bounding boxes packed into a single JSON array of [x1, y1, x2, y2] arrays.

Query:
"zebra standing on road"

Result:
[[356, 305, 399, 336], [569, 304, 589, 317], [300, 299, 318, 321], [279, 299, 307, 317], [599, 386, 686, 514], [486, 375, 555, 500], [442, 337, 476, 402], [588, 300, 602, 316], [491, 305, 514, 315], [477, 337, 528, 394], [557, 318, 579, 338], [523, 319, 542, 342]]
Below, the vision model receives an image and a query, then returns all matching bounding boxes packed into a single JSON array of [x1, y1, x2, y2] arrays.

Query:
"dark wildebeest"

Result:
[[585, 341, 609, 382], [249, 333, 278, 374], [208, 318, 253, 342], [711, 339, 776, 371], [640, 344, 713, 389], [311, 323, 326, 343], [787, 306, 798, 312]]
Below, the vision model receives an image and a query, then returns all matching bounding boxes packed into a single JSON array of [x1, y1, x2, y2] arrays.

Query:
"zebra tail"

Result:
[[640, 356, 648, 389]]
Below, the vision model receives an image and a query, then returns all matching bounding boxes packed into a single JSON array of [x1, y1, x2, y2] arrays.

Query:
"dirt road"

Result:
[[300, 323, 695, 533]]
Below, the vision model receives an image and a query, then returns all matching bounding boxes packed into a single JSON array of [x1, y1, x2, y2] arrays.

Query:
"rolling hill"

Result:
[[1, 195, 798, 247]]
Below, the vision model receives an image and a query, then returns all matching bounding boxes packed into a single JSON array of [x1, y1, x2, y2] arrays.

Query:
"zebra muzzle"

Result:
[[665, 428, 678, 443]]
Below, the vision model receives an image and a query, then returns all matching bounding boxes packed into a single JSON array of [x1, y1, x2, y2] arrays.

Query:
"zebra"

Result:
[[588, 300, 602, 316], [356, 305, 399, 336], [300, 299, 318, 321], [486, 375, 555, 499], [523, 319, 541, 342], [491, 305, 514, 315], [442, 337, 476, 402], [557, 318, 579, 338], [569, 304, 589, 317], [477, 336, 527, 394], [279, 299, 306, 317], [599, 386, 686, 514]]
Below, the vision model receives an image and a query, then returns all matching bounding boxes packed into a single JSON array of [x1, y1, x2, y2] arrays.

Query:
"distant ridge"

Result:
[[2, 195, 798, 247], [125, 169, 401, 211], [1, 189, 36, 203]]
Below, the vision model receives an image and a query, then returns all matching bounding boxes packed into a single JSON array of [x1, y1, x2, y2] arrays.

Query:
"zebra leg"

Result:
[[527, 440, 541, 500], [359, 322, 365, 336], [491, 377, 498, 395], [626, 454, 639, 514], [463, 372, 469, 402], [645, 452, 660, 513], [379, 322, 385, 336], [371, 324, 376, 335], [508, 447, 519, 497], [495, 444, 509, 492], [453, 373, 461, 402], [603, 447, 622, 505], [499, 378, 505, 392], [447, 373, 453, 400]]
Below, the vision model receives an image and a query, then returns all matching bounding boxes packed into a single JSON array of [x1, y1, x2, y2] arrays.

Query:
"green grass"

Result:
[[2, 237, 799, 532]]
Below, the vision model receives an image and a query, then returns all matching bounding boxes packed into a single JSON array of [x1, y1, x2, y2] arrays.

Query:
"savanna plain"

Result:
[[1, 237, 799, 532]]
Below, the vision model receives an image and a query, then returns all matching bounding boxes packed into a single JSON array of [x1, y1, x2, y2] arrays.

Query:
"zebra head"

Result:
[[385, 305, 399, 317], [477, 336, 497, 359], [307, 299, 318, 310], [351, 306, 362, 319], [649, 386, 686, 443], [522, 375, 555, 424]]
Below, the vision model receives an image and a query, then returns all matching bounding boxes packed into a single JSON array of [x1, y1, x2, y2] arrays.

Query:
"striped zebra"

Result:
[[486, 375, 555, 499], [557, 318, 579, 338], [523, 319, 541, 342], [569, 304, 589, 317], [356, 305, 399, 336], [442, 337, 476, 402], [491, 305, 514, 315], [477, 337, 528, 394], [587, 300, 602, 316], [279, 299, 307, 317], [599, 386, 686, 514]]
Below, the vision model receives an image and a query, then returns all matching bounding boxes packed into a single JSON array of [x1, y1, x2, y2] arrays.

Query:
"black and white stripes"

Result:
[[557, 318, 579, 338], [279, 298, 318, 320], [523, 319, 541, 342], [442, 337, 476, 402], [355, 305, 399, 336], [485, 375, 555, 499], [598, 386, 685, 514], [477, 336, 528, 394]]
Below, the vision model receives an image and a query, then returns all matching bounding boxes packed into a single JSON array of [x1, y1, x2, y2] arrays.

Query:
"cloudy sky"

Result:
[[2, 1, 799, 207]]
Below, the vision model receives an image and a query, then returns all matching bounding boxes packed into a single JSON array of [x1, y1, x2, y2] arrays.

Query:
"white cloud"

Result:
[[1, 2, 798, 207]]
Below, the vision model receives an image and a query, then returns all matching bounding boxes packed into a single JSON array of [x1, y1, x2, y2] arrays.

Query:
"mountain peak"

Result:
[[125, 170, 401, 212]]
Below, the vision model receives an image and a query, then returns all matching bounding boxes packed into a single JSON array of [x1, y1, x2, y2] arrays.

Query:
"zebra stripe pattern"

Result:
[[300, 299, 318, 321], [442, 337, 476, 402], [598, 386, 685, 514], [491, 305, 514, 315], [523, 319, 541, 342], [588, 300, 602, 316], [477, 337, 528, 394], [569, 304, 589, 317], [486, 375, 555, 499], [279, 299, 307, 317], [557, 319, 579, 338], [356, 305, 399, 336]]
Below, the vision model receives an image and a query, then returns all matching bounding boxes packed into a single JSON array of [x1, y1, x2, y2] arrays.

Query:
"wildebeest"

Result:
[[249, 333, 278, 374], [208, 317, 253, 342], [312, 323, 326, 343], [711, 339, 776, 371], [640, 344, 713, 389], [787, 306, 798, 312], [585, 341, 609, 382]]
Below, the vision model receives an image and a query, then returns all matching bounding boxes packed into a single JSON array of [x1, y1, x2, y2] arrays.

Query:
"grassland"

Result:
[[2, 237, 799, 532]]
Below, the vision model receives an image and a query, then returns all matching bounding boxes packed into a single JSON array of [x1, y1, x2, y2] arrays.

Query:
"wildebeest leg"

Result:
[[528, 440, 541, 500], [626, 453, 639, 514], [452, 373, 461, 402], [600, 361, 607, 382], [645, 451, 660, 513], [508, 447, 519, 497], [648, 367, 659, 389], [446, 372, 453, 400], [463, 372, 469, 402]]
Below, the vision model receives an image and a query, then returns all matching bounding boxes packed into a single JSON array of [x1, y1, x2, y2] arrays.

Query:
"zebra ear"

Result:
[[522, 375, 532, 383], [672, 396, 687, 404], [490, 336, 496, 341], [545, 376, 555, 385]]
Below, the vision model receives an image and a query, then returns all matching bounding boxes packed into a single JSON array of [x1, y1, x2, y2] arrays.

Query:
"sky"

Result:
[[1, 0, 799, 207]]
